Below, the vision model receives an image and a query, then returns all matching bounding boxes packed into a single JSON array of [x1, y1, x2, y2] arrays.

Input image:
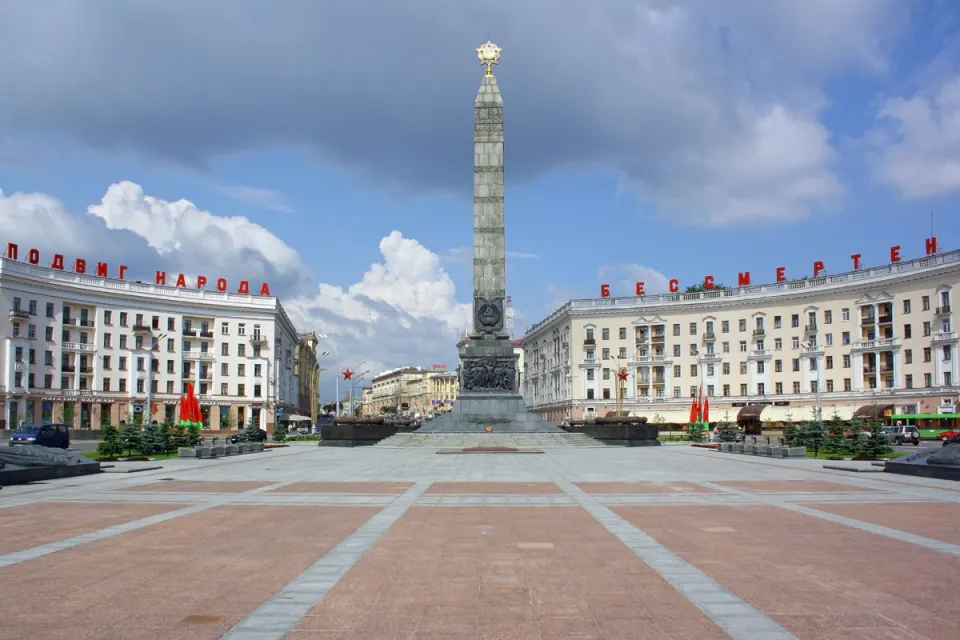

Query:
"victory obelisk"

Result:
[[417, 42, 562, 433]]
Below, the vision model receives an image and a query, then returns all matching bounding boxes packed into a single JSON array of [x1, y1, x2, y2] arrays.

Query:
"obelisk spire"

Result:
[[472, 41, 507, 337]]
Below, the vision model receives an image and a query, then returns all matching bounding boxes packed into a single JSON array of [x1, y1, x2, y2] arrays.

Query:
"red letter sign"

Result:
[[238, 281, 250, 294], [155, 271, 166, 285], [600, 284, 610, 298], [813, 260, 825, 277], [851, 253, 862, 270], [738, 271, 751, 286], [27, 248, 40, 264], [51, 254, 64, 270], [668, 279, 679, 293], [175, 274, 186, 288], [926, 236, 938, 255], [703, 275, 714, 289], [197, 276, 207, 289], [5, 243, 17, 259], [74, 258, 86, 274], [216, 278, 227, 292], [96, 262, 109, 277], [118, 265, 127, 279], [890, 245, 901, 263], [259, 282, 271, 296], [776, 267, 786, 282], [635, 281, 645, 295]]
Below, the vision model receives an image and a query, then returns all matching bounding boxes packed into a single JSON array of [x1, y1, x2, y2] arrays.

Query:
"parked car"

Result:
[[8, 423, 70, 449], [936, 429, 960, 442], [885, 425, 920, 446]]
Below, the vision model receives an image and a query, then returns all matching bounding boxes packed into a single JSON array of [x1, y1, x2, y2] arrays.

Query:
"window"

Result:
[[825, 355, 833, 369], [738, 319, 747, 332], [757, 383, 765, 395], [134, 336, 143, 350], [842, 308, 850, 321], [602, 368, 610, 381], [238, 364, 246, 376], [220, 343, 229, 356], [221, 383, 228, 395], [46, 302, 55, 318], [706, 364, 715, 376], [943, 345, 953, 361], [792, 337, 800, 349], [809, 357, 818, 371], [905, 349, 913, 364], [601, 388, 611, 399], [791, 314, 799, 328], [739, 341, 747, 352], [166, 381, 174, 393], [775, 359, 782, 372], [690, 364, 698, 377], [102, 355, 111, 369], [824, 310, 832, 324], [254, 384, 262, 397], [922, 321, 931, 336], [905, 374, 913, 389], [774, 338, 782, 350], [739, 383, 747, 396], [903, 299, 911, 314], [842, 354, 850, 368], [775, 382, 783, 394], [673, 365, 681, 378], [152, 315, 160, 329], [220, 322, 229, 335], [722, 384, 730, 396], [689, 322, 697, 335], [843, 378, 852, 391], [45, 326, 53, 341], [220, 363, 228, 376], [44, 374, 52, 389], [721, 320, 729, 333], [100, 378, 110, 391], [792, 358, 800, 372], [824, 333, 832, 346], [119, 335, 127, 349], [118, 378, 126, 392], [135, 379, 144, 393], [903, 324, 912, 339], [167, 360, 175, 374], [739, 362, 747, 375], [722, 342, 730, 353], [722, 362, 730, 375], [842, 331, 850, 345], [136, 357, 145, 371], [619, 327, 627, 340], [924, 373, 932, 387], [687, 386, 696, 397], [117, 356, 126, 370], [601, 348, 610, 360], [238, 323, 246, 336], [618, 347, 627, 358], [673, 344, 681, 357], [793, 381, 801, 393], [586, 389, 595, 400], [921, 295, 930, 311], [119, 312, 127, 326], [238, 344, 246, 357], [44, 350, 53, 366], [706, 385, 715, 396], [103, 333, 111, 348], [923, 347, 932, 363], [601, 328, 609, 340], [12, 323, 20, 337], [774, 315, 782, 329], [27, 324, 36, 339], [757, 361, 765, 374], [167, 338, 175, 352]]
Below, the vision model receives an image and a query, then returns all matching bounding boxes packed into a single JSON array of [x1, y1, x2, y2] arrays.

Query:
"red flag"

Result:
[[702, 394, 710, 423], [688, 392, 699, 424]]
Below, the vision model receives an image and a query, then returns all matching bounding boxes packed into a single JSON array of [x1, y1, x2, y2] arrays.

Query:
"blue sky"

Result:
[[1, 0, 958, 387]]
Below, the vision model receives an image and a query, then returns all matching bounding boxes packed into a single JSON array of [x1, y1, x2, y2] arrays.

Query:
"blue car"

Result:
[[8, 423, 71, 449]]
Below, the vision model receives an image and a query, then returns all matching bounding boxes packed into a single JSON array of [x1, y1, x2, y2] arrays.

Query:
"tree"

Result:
[[185, 423, 202, 447], [97, 424, 123, 458], [157, 422, 172, 453], [784, 421, 803, 447], [118, 422, 142, 456], [272, 422, 287, 443], [803, 411, 827, 457], [823, 411, 846, 454], [239, 421, 263, 443], [848, 419, 870, 457], [139, 422, 163, 455], [860, 418, 892, 458], [685, 283, 728, 293], [170, 422, 189, 450]]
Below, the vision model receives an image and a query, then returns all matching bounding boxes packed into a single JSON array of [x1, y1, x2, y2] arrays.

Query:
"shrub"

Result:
[[823, 412, 846, 454], [97, 424, 123, 458], [139, 422, 164, 455], [284, 435, 323, 441], [272, 422, 287, 443]]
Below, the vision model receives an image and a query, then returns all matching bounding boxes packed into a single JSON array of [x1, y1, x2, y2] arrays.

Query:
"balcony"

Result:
[[249, 334, 268, 345], [935, 305, 952, 315], [933, 331, 958, 343], [132, 323, 152, 334], [860, 315, 876, 325], [183, 350, 216, 361], [703, 332, 715, 341], [582, 358, 597, 365], [698, 351, 721, 361], [748, 349, 770, 359], [651, 334, 665, 343], [631, 354, 668, 364], [878, 315, 893, 324], [61, 365, 76, 373], [583, 338, 596, 346], [863, 366, 877, 375], [752, 328, 765, 337], [852, 338, 901, 351], [8, 309, 29, 320], [183, 329, 198, 337], [804, 324, 818, 333], [79, 367, 93, 375], [78, 319, 95, 328], [199, 331, 214, 339], [198, 372, 213, 381], [652, 377, 665, 385], [62, 342, 96, 353]]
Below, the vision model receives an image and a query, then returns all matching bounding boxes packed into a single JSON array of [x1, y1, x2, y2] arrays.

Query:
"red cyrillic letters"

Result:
[[668, 279, 679, 293], [703, 276, 714, 289], [175, 273, 186, 288], [27, 248, 39, 264], [197, 276, 207, 289], [259, 282, 270, 296], [926, 236, 938, 255], [238, 281, 249, 294], [155, 271, 166, 285], [6, 243, 17, 259], [635, 282, 645, 295], [51, 254, 64, 270], [216, 278, 227, 292], [600, 284, 610, 298], [776, 267, 786, 282], [851, 253, 862, 270], [890, 245, 901, 262], [813, 261, 825, 277], [74, 258, 86, 274], [738, 271, 751, 286]]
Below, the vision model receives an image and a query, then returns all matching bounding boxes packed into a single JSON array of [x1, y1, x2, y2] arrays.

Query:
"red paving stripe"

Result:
[[715, 480, 876, 493], [424, 482, 563, 495], [292, 506, 729, 640], [0, 505, 378, 640], [615, 504, 960, 640], [268, 482, 413, 494], [576, 481, 717, 494], [0, 502, 185, 556], [805, 502, 960, 546], [119, 480, 275, 493]]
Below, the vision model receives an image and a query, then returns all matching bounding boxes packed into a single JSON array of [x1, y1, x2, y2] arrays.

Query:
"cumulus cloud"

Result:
[[867, 77, 960, 198], [0, 0, 909, 226], [597, 263, 672, 298]]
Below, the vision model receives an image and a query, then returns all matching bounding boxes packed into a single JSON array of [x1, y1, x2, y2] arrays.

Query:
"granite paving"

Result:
[[1, 444, 958, 639]]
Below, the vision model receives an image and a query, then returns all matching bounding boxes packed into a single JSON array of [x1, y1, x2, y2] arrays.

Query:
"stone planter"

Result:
[[238, 443, 251, 453], [785, 446, 807, 458], [198, 447, 213, 458], [225, 445, 238, 455], [760, 445, 774, 456], [770, 447, 784, 458], [178, 447, 199, 458], [253, 443, 264, 452], [211, 445, 226, 457], [736, 443, 745, 453]]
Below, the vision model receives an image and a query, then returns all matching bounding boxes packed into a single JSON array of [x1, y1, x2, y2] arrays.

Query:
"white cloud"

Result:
[[597, 264, 672, 297], [214, 184, 295, 213], [867, 77, 960, 198]]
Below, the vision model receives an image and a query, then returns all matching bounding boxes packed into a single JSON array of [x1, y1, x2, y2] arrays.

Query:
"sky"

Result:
[[0, 0, 959, 397]]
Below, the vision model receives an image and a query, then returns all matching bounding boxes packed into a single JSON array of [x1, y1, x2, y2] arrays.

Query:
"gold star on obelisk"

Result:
[[476, 41, 502, 76]]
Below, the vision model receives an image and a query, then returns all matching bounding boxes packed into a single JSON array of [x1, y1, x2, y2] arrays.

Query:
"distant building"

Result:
[[367, 365, 459, 415]]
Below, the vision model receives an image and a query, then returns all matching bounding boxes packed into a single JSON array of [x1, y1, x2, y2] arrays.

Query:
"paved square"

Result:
[[1, 444, 958, 639]]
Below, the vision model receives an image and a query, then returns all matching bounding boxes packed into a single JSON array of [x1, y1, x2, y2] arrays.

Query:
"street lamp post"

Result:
[[317, 335, 340, 416], [144, 333, 167, 425], [349, 371, 368, 416], [801, 342, 822, 422]]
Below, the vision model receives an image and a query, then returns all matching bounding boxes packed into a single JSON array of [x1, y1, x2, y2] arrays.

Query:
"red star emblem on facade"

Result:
[[617, 369, 629, 382], [342, 369, 353, 380]]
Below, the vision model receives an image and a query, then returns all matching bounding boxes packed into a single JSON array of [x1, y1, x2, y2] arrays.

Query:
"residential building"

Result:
[[295, 332, 319, 422], [1, 256, 303, 431], [522, 249, 960, 425], [366, 366, 459, 416]]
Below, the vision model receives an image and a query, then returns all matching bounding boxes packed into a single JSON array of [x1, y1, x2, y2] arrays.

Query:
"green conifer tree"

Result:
[[118, 422, 142, 456], [272, 422, 287, 443], [185, 423, 202, 447], [824, 411, 846, 454], [97, 424, 123, 458]]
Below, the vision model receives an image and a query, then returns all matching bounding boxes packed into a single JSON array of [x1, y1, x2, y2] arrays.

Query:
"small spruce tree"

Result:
[[272, 422, 287, 443], [170, 422, 188, 449], [861, 418, 892, 458], [157, 422, 172, 453], [97, 424, 123, 458], [824, 411, 846, 454], [239, 421, 263, 443], [139, 422, 164, 455], [803, 417, 827, 457], [118, 422, 142, 456], [784, 421, 802, 447], [848, 419, 870, 457], [185, 423, 202, 447]]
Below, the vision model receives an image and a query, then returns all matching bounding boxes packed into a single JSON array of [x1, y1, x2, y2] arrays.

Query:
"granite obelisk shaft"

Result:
[[472, 74, 506, 332]]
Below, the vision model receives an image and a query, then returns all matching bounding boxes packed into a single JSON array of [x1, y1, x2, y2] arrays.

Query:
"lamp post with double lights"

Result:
[[317, 334, 340, 416], [349, 370, 369, 416], [800, 341, 823, 423], [144, 332, 168, 425]]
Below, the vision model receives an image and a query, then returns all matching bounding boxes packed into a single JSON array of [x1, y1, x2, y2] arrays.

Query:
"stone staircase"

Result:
[[375, 432, 606, 448]]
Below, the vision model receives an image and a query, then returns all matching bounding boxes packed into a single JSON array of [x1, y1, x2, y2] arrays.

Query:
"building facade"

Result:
[[366, 366, 459, 416], [1, 257, 304, 431], [295, 332, 319, 422], [523, 250, 960, 425]]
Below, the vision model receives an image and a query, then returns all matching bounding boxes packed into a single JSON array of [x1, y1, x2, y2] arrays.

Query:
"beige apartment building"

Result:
[[365, 366, 459, 416], [522, 250, 960, 426]]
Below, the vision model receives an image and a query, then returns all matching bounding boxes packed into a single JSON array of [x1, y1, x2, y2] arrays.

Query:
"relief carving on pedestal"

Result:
[[461, 357, 516, 392], [474, 296, 505, 334]]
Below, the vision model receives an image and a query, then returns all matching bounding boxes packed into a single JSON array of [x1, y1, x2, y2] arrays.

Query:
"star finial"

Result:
[[476, 41, 502, 76]]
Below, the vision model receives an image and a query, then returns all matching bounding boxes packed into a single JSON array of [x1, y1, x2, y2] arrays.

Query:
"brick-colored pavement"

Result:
[[1, 445, 958, 640]]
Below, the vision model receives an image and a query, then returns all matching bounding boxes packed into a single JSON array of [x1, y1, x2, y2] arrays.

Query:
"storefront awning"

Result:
[[737, 404, 766, 423], [852, 404, 895, 420]]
